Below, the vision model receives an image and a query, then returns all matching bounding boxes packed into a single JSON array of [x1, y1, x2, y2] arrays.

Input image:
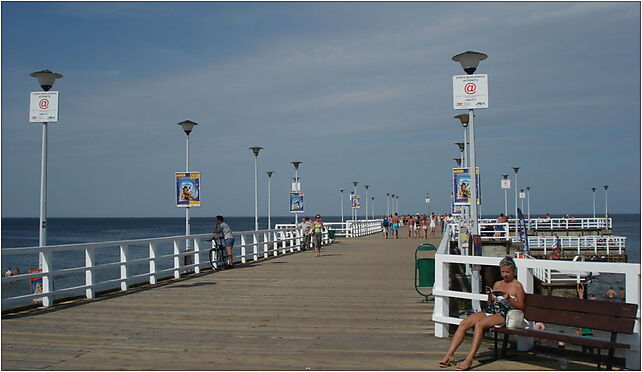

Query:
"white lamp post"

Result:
[[396, 195, 399, 215], [454, 118, 469, 168], [603, 185, 609, 218], [453, 51, 486, 235], [352, 181, 359, 220], [386, 193, 390, 216], [266, 171, 274, 230], [178, 120, 198, 256], [512, 166, 520, 236], [454, 113, 471, 224], [31, 70, 63, 249], [592, 187, 597, 218], [520, 189, 525, 212], [426, 193, 431, 215], [371, 196, 375, 218], [364, 185, 369, 220], [250, 146, 263, 230], [291, 162, 302, 224], [340, 189, 344, 225], [502, 174, 509, 216], [526, 186, 531, 221], [390, 194, 395, 215]]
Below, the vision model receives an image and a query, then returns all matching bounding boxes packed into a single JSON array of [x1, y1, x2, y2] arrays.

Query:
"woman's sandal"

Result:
[[455, 360, 472, 371], [438, 357, 456, 368]]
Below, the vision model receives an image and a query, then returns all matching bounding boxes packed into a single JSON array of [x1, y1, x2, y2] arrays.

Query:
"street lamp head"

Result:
[[592, 187, 596, 192], [364, 185, 369, 190], [526, 186, 530, 191], [340, 188, 344, 193], [512, 166, 520, 174], [266, 171, 274, 178], [291, 161, 302, 169], [502, 174, 509, 180], [454, 114, 469, 127], [455, 142, 465, 152], [178, 120, 198, 135], [604, 185, 608, 190], [352, 181, 359, 187], [30, 70, 63, 91], [454, 158, 462, 166], [249, 146, 263, 157], [452, 51, 488, 75], [386, 193, 389, 197]]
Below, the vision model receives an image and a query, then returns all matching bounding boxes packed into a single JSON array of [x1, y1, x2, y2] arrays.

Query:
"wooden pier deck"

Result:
[[2, 230, 597, 370]]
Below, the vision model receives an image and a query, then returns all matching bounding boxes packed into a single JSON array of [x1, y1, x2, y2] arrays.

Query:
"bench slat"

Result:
[[493, 327, 630, 350], [526, 294, 637, 318], [524, 307, 636, 333]]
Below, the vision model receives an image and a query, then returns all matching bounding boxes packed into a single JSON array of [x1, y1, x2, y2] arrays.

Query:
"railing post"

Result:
[[623, 270, 641, 370], [149, 242, 157, 285], [280, 230, 287, 255], [85, 247, 95, 299], [253, 232, 258, 261], [39, 250, 53, 307], [433, 255, 450, 338], [120, 244, 129, 291], [193, 239, 201, 274], [240, 235, 247, 264], [173, 240, 181, 279], [263, 232, 269, 259]]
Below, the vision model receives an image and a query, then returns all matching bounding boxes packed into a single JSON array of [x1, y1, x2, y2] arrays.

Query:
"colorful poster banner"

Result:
[[289, 192, 304, 213], [176, 172, 201, 207], [452, 168, 480, 205], [350, 195, 361, 209]]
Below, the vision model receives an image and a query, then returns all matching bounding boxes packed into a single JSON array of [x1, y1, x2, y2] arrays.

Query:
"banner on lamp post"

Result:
[[289, 192, 304, 213], [176, 172, 200, 207]]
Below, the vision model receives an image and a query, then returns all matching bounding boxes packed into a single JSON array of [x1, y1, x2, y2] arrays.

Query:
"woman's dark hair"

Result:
[[216, 215, 224, 222]]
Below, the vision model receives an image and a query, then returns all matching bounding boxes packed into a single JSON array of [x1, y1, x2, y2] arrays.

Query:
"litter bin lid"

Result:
[[416, 243, 437, 251]]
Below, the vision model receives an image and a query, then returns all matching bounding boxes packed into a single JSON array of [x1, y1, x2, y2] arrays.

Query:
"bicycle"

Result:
[[207, 236, 229, 271]]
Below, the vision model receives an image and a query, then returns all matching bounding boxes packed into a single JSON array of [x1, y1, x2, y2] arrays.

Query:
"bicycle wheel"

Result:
[[209, 247, 221, 271]]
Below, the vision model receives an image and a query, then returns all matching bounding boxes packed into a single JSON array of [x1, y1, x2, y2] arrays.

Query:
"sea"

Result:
[[1, 214, 639, 302]]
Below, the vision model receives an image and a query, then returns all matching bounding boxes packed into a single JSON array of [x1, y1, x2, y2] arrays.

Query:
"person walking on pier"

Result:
[[382, 215, 390, 239], [391, 214, 400, 239], [312, 214, 324, 257], [299, 217, 313, 250], [420, 215, 428, 239], [429, 213, 437, 237], [438, 256, 525, 370], [212, 215, 235, 268]]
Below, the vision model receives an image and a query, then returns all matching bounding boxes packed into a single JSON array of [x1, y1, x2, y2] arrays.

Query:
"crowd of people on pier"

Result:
[[381, 213, 455, 239], [4, 267, 20, 277]]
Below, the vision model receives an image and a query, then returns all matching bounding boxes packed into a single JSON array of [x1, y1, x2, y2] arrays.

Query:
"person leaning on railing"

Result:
[[438, 256, 525, 371]]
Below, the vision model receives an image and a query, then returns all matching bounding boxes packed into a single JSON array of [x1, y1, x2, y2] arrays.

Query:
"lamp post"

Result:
[[31, 70, 63, 249], [426, 193, 431, 215], [454, 158, 462, 167], [453, 51, 487, 235], [291, 161, 302, 224], [250, 146, 263, 230], [391, 194, 395, 215], [340, 189, 344, 225], [603, 185, 609, 218], [526, 186, 531, 221], [501, 174, 509, 216], [178, 120, 198, 256], [592, 187, 596, 218], [454, 113, 472, 226], [352, 181, 359, 220], [520, 189, 525, 212], [364, 185, 369, 220], [512, 166, 520, 236], [350, 191, 355, 220], [386, 193, 390, 216], [396, 195, 399, 215], [266, 171, 274, 230], [371, 196, 375, 218], [454, 117, 469, 168]]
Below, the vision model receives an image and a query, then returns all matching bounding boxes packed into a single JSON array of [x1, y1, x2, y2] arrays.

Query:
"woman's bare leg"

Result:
[[457, 314, 504, 370], [439, 312, 487, 364]]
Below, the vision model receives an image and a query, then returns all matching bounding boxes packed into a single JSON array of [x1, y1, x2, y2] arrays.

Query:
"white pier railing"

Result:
[[432, 225, 641, 369], [479, 217, 612, 231], [519, 235, 627, 256], [1, 227, 330, 311], [276, 219, 382, 238]]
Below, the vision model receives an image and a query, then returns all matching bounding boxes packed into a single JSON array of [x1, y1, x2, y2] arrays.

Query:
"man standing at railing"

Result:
[[212, 216, 235, 268], [299, 217, 313, 250]]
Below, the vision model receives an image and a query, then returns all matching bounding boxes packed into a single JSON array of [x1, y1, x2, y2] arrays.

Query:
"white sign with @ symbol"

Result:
[[453, 74, 488, 110], [29, 91, 59, 123]]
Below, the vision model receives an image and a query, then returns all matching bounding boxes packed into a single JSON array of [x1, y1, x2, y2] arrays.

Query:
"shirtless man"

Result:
[[391, 213, 400, 239]]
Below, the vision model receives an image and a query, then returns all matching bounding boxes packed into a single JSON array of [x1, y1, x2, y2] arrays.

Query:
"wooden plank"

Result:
[[526, 293, 638, 318], [524, 306, 636, 333]]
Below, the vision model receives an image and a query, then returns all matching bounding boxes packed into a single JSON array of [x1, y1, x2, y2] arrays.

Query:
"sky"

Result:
[[1, 1, 640, 219]]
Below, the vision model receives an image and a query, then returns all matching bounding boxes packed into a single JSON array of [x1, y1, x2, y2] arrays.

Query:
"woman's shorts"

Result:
[[224, 238, 235, 247], [393, 224, 399, 230]]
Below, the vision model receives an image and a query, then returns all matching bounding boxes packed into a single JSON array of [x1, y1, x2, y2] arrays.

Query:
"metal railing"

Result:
[[479, 217, 612, 231], [1, 227, 324, 311], [432, 225, 641, 369], [276, 220, 382, 239], [514, 235, 627, 256]]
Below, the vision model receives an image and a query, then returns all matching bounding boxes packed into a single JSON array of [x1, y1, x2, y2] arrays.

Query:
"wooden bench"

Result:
[[491, 294, 638, 370]]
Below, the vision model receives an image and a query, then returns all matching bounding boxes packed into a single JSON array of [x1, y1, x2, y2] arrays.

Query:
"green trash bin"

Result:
[[328, 230, 335, 239], [415, 243, 437, 301]]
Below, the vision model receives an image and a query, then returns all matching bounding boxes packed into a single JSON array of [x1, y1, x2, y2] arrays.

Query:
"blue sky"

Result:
[[2, 2, 640, 218]]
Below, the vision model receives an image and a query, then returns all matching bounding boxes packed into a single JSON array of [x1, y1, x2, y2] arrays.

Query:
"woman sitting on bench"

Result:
[[438, 256, 525, 370]]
